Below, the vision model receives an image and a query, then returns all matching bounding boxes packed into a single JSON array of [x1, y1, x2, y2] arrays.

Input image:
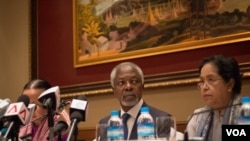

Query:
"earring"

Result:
[[228, 89, 232, 92]]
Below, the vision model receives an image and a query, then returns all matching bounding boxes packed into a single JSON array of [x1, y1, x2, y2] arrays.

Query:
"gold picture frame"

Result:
[[73, 0, 250, 68]]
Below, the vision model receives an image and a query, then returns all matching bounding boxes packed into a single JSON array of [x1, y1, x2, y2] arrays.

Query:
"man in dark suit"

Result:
[[98, 62, 174, 140]]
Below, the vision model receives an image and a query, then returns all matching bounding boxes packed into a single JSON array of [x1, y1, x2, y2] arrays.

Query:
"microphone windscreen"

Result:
[[17, 95, 30, 107], [38, 86, 60, 110], [69, 95, 88, 122], [54, 120, 68, 134], [70, 111, 83, 122]]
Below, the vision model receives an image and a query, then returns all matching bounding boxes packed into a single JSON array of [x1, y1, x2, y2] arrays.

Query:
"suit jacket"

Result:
[[98, 102, 171, 140]]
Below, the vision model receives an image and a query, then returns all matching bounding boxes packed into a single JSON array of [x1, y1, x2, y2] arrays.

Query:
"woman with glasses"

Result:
[[186, 54, 243, 141]]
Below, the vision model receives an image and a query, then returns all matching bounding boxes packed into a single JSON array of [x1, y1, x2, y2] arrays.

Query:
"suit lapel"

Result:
[[129, 102, 148, 140], [129, 111, 140, 139]]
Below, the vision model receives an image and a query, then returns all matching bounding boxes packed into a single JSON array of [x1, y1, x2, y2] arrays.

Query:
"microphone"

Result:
[[183, 102, 242, 141], [26, 103, 36, 124], [0, 99, 11, 118], [0, 98, 11, 130], [38, 86, 60, 111], [4, 95, 30, 125], [38, 86, 61, 141], [3, 95, 30, 140], [66, 95, 88, 141], [18, 103, 36, 140], [53, 120, 68, 137], [69, 95, 88, 122], [51, 100, 71, 141]]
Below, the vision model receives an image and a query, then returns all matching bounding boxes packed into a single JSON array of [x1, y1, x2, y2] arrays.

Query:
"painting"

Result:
[[73, 0, 250, 68]]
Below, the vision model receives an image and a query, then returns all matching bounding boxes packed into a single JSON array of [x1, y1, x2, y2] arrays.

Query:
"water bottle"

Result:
[[137, 106, 155, 140], [237, 96, 250, 125], [107, 110, 124, 141]]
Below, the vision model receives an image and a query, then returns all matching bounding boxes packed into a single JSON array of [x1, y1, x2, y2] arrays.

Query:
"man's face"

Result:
[[112, 67, 143, 109]]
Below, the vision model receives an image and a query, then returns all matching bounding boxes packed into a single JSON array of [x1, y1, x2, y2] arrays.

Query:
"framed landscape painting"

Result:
[[73, 0, 250, 68]]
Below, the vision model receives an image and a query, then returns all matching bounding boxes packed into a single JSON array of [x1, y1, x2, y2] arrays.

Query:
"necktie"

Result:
[[122, 113, 130, 140]]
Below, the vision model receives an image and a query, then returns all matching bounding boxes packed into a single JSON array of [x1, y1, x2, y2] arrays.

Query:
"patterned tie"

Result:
[[122, 113, 130, 140]]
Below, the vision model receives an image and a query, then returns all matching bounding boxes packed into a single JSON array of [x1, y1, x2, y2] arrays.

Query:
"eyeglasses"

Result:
[[197, 78, 222, 89]]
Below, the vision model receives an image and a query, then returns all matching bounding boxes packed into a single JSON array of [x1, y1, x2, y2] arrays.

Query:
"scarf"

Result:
[[195, 96, 241, 139], [19, 114, 61, 141]]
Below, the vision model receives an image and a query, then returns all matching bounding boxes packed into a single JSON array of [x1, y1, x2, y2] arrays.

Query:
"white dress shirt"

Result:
[[120, 99, 143, 139]]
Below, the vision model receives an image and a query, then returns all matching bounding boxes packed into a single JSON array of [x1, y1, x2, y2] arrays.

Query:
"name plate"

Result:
[[222, 125, 250, 141]]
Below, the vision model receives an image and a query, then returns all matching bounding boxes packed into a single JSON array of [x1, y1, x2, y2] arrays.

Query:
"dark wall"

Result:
[[36, 0, 250, 87]]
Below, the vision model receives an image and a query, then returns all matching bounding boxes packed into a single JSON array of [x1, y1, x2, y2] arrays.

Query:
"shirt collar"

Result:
[[121, 99, 143, 119]]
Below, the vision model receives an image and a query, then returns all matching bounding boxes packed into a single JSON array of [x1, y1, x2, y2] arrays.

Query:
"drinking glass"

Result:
[[155, 116, 176, 141], [96, 124, 108, 141]]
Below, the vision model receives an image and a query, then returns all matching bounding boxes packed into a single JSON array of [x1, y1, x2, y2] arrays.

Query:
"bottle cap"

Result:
[[241, 96, 250, 103], [111, 110, 119, 116], [140, 106, 149, 113]]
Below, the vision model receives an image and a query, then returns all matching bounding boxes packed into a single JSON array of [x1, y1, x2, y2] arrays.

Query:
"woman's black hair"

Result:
[[23, 79, 51, 90]]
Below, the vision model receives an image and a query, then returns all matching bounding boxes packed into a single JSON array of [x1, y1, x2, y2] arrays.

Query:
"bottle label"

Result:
[[137, 123, 155, 139], [107, 126, 124, 140]]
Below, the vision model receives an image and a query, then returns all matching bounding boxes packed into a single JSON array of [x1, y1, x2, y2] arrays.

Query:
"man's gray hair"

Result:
[[110, 62, 144, 87]]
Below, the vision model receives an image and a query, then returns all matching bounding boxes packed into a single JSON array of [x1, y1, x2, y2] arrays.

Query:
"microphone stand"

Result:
[[74, 126, 78, 141], [48, 107, 55, 141], [3, 121, 14, 140], [43, 98, 55, 141], [66, 119, 78, 141], [3, 121, 19, 141]]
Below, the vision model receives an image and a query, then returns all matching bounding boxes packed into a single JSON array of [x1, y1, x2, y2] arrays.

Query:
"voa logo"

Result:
[[226, 129, 246, 136]]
